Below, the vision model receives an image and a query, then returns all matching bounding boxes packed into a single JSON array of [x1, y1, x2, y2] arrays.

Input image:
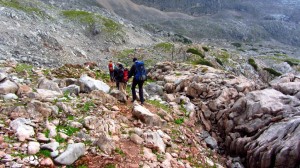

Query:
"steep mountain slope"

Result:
[[96, 0, 300, 47], [0, 0, 157, 68]]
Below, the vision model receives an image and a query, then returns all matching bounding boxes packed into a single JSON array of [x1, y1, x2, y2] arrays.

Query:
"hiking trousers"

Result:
[[131, 79, 144, 103]]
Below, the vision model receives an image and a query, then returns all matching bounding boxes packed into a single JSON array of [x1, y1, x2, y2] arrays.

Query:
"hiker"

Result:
[[128, 57, 147, 105], [114, 62, 128, 96], [108, 60, 114, 82]]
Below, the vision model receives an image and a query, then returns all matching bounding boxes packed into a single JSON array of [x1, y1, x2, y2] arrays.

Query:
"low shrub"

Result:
[[263, 68, 282, 77], [285, 60, 298, 66], [187, 48, 204, 58], [154, 42, 174, 52], [202, 46, 209, 52], [192, 58, 214, 67], [215, 58, 223, 66], [231, 42, 242, 48], [248, 58, 258, 71]]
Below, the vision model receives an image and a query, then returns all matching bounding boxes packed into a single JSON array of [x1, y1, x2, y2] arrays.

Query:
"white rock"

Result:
[[9, 118, 35, 142], [54, 143, 85, 165], [2, 93, 18, 100], [79, 74, 110, 93], [27, 142, 40, 155]]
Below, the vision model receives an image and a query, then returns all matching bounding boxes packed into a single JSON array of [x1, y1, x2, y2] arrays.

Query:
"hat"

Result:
[[133, 57, 137, 62]]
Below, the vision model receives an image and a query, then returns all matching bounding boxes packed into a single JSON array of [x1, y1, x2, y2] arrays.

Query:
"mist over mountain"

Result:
[[97, 0, 300, 48]]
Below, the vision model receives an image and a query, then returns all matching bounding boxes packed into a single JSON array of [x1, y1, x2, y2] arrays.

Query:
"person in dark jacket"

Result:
[[128, 57, 144, 105], [113, 63, 122, 89]]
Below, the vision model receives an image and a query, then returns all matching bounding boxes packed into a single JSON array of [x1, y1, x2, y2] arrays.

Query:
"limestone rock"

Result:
[[0, 79, 18, 94], [10, 118, 35, 142], [38, 78, 61, 93], [61, 84, 80, 96], [144, 130, 166, 153], [54, 143, 85, 165], [132, 103, 166, 127], [27, 141, 40, 155], [79, 74, 110, 93], [110, 89, 127, 102], [95, 134, 115, 155], [89, 90, 117, 104]]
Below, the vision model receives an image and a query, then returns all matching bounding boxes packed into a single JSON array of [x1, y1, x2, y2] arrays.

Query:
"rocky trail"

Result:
[[0, 59, 227, 168], [0, 59, 299, 168]]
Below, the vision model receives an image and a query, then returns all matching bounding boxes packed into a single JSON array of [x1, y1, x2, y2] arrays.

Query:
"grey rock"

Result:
[[110, 89, 127, 102], [38, 78, 62, 93], [79, 74, 110, 93], [204, 136, 218, 149], [9, 118, 35, 142], [61, 84, 80, 96], [2, 93, 18, 100], [41, 142, 59, 152], [0, 79, 18, 94], [0, 72, 7, 82], [144, 83, 164, 96], [95, 134, 115, 155], [132, 103, 166, 127], [54, 143, 85, 165]]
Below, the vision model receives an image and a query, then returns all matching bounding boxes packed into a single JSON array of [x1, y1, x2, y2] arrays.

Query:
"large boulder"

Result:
[[132, 103, 166, 127], [79, 74, 110, 93]]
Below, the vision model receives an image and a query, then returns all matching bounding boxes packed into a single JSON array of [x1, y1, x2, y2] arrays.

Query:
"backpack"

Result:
[[134, 61, 147, 81], [118, 68, 124, 81], [123, 68, 129, 82], [108, 63, 114, 72]]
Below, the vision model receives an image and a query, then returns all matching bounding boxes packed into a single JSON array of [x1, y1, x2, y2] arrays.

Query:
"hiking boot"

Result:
[[131, 99, 136, 103]]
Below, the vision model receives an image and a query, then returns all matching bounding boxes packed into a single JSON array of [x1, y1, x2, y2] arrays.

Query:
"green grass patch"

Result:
[[61, 10, 121, 33], [263, 68, 282, 77], [191, 58, 214, 67], [146, 100, 170, 112], [215, 58, 223, 66], [153, 42, 174, 52], [104, 164, 116, 168], [56, 125, 80, 136], [260, 55, 300, 65], [81, 101, 95, 112], [114, 49, 135, 67], [15, 63, 33, 75], [114, 148, 126, 157], [11, 152, 28, 159], [248, 58, 258, 71], [285, 60, 299, 66], [186, 48, 204, 58], [174, 118, 184, 125], [67, 115, 74, 120], [202, 46, 209, 52], [95, 71, 110, 82], [37, 149, 51, 158], [0, 0, 49, 18]]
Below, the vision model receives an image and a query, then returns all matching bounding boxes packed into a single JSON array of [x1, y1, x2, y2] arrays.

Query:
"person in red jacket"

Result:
[[108, 60, 114, 82]]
